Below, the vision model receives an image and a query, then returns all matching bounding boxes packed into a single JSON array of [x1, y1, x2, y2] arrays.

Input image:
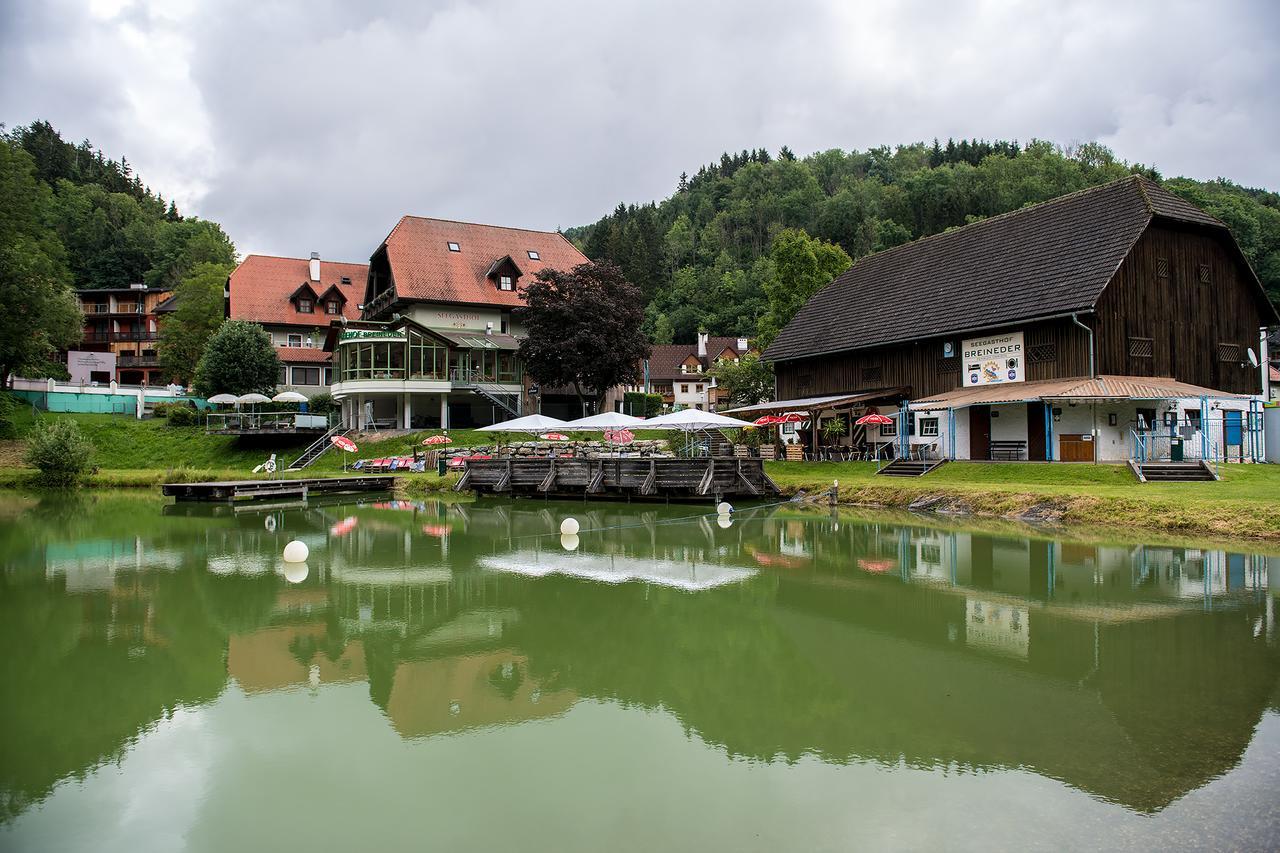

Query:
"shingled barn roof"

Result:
[[763, 176, 1261, 363]]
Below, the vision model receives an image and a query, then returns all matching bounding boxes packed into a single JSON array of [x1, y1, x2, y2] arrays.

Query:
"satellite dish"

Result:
[[1246, 348, 1259, 367]]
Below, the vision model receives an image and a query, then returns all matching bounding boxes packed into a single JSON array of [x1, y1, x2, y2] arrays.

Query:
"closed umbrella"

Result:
[[561, 411, 645, 430], [539, 433, 569, 441]]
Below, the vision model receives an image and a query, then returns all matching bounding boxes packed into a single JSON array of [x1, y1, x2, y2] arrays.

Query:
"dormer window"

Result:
[[499, 275, 513, 291], [447, 242, 461, 252], [527, 250, 540, 261], [325, 300, 341, 315], [297, 297, 313, 313]]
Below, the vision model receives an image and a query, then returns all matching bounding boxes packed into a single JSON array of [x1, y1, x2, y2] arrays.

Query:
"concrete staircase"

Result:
[[1132, 461, 1217, 482], [877, 458, 946, 477]]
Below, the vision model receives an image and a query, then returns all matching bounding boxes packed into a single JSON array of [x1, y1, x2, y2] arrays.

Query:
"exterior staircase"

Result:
[[466, 378, 519, 419], [1131, 461, 1217, 482], [288, 425, 351, 471], [876, 458, 946, 477]]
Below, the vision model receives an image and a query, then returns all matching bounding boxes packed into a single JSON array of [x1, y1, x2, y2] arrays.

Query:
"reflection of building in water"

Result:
[[386, 651, 574, 739], [228, 624, 368, 693], [965, 596, 1029, 658], [480, 548, 755, 591], [45, 538, 185, 592]]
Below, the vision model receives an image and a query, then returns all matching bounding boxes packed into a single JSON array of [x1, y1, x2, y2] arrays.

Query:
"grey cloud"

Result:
[[3, 0, 1278, 262]]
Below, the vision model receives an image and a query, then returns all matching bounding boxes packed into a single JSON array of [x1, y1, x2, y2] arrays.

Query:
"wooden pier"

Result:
[[454, 457, 778, 501], [162, 475, 396, 503]]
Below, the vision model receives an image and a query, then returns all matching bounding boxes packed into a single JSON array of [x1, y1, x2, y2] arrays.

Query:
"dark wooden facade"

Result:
[[1094, 224, 1265, 393], [775, 221, 1272, 400]]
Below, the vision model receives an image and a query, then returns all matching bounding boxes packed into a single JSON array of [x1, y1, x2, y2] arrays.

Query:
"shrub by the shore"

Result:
[[23, 418, 95, 487]]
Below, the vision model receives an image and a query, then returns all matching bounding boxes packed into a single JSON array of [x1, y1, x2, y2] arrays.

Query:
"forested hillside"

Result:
[[1, 121, 237, 382], [7, 121, 235, 291], [566, 140, 1280, 346]]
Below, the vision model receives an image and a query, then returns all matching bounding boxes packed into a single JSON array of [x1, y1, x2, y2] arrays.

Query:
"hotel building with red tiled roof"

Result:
[[227, 253, 367, 392], [324, 217, 591, 429]]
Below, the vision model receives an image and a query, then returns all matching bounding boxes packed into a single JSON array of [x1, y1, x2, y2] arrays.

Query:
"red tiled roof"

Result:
[[648, 337, 753, 381], [230, 255, 367, 327], [275, 346, 332, 365], [382, 218, 588, 307]]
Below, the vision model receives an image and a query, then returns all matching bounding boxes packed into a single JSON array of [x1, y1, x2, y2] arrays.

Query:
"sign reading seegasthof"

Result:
[[962, 331, 1024, 387]]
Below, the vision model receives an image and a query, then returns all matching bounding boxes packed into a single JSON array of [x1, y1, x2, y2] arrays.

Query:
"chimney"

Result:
[[697, 331, 708, 358], [309, 252, 321, 282]]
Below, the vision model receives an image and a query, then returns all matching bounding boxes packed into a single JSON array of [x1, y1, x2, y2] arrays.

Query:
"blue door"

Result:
[[1224, 410, 1242, 446]]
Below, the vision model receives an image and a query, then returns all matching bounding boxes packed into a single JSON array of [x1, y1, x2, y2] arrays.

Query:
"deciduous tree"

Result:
[[194, 320, 280, 396], [515, 261, 650, 413], [159, 262, 231, 383]]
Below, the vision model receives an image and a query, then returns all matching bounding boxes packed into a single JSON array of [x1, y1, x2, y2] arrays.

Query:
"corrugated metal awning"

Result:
[[911, 375, 1248, 410], [722, 387, 907, 416]]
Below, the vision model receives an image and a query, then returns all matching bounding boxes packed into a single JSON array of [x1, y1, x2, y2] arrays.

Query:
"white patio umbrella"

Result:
[[236, 393, 271, 404], [561, 411, 646, 430], [207, 393, 238, 405], [271, 390, 309, 403], [642, 408, 754, 430], [475, 413, 570, 433]]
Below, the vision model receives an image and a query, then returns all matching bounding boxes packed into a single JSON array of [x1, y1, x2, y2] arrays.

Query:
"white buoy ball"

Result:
[[717, 502, 733, 515], [716, 514, 733, 529], [283, 561, 309, 584], [560, 533, 579, 551], [560, 517, 580, 536], [283, 540, 309, 563]]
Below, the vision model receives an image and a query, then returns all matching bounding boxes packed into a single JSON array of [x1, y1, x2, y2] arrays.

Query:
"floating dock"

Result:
[[454, 457, 778, 501], [162, 475, 396, 503]]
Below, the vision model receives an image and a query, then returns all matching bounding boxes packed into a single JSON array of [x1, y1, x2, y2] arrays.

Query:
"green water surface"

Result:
[[1, 492, 1278, 852]]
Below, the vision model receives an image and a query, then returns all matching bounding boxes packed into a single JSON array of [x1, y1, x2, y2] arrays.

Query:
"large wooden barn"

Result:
[[753, 176, 1278, 466]]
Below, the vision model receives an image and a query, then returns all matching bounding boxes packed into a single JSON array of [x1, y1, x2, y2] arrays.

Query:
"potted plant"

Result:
[[821, 417, 847, 460]]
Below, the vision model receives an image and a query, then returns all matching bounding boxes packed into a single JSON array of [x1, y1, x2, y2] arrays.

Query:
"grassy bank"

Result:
[[766, 461, 1280, 540], [5, 410, 1280, 540]]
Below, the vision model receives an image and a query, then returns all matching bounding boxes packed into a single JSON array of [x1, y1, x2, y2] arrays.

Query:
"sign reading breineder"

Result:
[[962, 331, 1024, 387]]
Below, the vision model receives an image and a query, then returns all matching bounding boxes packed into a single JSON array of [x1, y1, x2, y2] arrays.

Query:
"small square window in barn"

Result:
[[861, 366, 882, 383], [1156, 257, 1169, 278], [1128, 337, 1153, 359], [1027, 343, 1057, 364], [1217, 343, 1240, 363], [1198, 264, 1211, 284]]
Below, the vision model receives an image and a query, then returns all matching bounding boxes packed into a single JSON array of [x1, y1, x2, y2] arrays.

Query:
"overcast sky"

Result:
[[3, 0, 1278, 262]]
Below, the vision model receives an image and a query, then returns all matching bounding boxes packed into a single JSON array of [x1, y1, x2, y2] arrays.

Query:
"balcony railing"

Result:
[[362, 285, 397, 320], [82, 330, 159, 343], [118, 355, 159, 367]]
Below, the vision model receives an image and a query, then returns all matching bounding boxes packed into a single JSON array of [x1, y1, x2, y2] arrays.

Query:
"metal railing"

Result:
[[82, 330, 158, 343]]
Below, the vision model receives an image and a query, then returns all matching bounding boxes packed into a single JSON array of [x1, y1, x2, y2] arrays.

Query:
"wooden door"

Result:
[[1059, 434, 1094, 462], [969, 406, 991, 460], [1027, 402, 1046, 461]]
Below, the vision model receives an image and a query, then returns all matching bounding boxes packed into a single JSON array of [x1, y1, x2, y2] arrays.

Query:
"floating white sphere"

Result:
[[283, 561, 309, 584], [560, 533, 579, 551], [717, 502, 733, 515], [560, 517, 580, 536], [716, 514, 733, 529], [283, 540, 309, 563]]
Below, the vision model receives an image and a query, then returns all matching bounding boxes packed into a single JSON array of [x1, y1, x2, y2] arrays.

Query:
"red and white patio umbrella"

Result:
[[422, 435, 453, 445], [855, 413, 895, 426], [604, 428, 635, 444], [331, 434, 358, 472]]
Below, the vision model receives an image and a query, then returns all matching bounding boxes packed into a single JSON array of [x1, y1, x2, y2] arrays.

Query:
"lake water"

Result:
[[1, 491, 1278, 852]]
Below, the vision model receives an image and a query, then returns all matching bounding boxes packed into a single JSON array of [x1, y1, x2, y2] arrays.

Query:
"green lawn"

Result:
[[4, 410, 1280, 539]]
